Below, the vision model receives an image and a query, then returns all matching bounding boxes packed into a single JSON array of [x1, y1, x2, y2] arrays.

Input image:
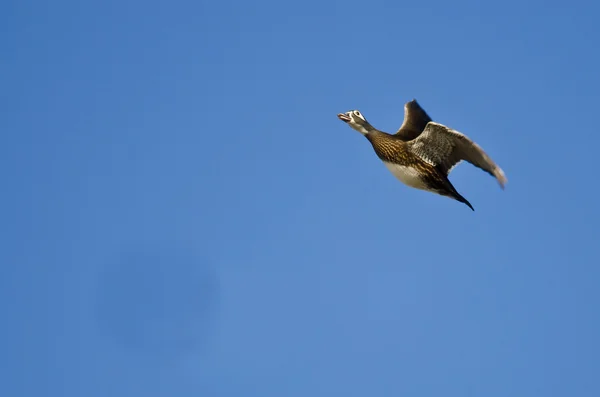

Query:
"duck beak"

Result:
[[337, 113, 351, 122]]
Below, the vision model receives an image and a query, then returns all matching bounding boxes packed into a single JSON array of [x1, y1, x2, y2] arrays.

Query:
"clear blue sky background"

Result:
[[2, 0, 600, 396]]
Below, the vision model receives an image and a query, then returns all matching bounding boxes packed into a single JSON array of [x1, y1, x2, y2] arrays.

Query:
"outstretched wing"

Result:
[[394, 99, 433, 141], [408, 122, 507, 188]]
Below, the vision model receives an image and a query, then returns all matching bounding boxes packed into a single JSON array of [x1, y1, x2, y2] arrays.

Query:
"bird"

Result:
[[337, 105, 507, 211]]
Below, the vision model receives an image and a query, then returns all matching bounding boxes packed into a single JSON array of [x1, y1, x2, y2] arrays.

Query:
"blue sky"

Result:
[[2, 0, 600, 396]]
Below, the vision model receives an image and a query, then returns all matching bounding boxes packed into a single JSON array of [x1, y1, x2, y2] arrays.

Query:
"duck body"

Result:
[[366, 131, 429, 189], [365, 130, 475, 210]]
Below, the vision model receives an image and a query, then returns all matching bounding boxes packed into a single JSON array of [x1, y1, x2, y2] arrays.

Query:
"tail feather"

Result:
[[452, 191, 475, 211], [427, 167, 475, 211], [434, 172, 475, 211]]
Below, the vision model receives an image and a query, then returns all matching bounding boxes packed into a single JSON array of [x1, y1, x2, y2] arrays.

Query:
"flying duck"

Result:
[[337, 107, 507, 211]]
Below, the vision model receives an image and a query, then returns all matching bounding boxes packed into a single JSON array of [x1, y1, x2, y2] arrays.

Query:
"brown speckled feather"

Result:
[[366, 131, 419, 164]]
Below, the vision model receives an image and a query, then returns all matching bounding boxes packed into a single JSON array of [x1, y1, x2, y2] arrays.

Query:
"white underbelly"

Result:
[[383, 161, 428, 190]]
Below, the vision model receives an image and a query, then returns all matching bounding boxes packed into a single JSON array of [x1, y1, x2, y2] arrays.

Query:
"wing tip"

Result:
[[495, 167, 508, 189]]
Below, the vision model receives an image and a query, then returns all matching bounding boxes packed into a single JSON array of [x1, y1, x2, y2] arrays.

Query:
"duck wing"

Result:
[[394, 99, 433, 141], [408, 122, 507, 188]]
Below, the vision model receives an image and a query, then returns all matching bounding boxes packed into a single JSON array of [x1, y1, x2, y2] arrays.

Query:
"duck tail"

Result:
[[452, 191, 475, 211], [437, 174, 475, 211]]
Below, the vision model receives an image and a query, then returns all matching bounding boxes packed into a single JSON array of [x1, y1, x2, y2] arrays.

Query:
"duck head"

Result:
[[337, 110, 374, 135]]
